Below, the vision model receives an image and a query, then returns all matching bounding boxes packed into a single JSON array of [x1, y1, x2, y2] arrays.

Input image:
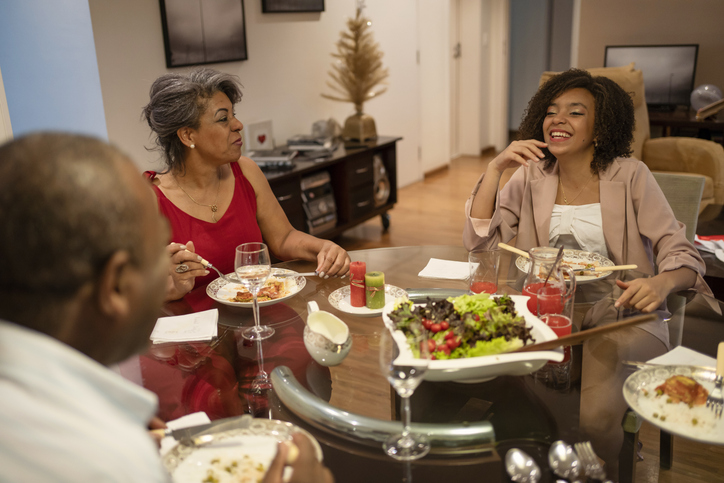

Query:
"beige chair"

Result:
[[652, 172, 705, 244], [540, 64, 724, 221]]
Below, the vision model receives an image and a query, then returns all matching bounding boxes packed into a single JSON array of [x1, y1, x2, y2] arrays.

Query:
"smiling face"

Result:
[[543, 88, 596, 163], [190, 91, 244, 165]]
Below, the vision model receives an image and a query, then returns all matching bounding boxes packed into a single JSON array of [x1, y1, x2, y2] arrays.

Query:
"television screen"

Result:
[[604, 44, 698, 109]]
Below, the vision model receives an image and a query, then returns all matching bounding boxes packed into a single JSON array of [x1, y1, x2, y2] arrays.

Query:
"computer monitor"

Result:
[[604, 44, 699, 110]]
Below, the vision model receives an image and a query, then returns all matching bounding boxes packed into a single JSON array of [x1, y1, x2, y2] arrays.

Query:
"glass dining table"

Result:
[[130, 245, 723, 483]]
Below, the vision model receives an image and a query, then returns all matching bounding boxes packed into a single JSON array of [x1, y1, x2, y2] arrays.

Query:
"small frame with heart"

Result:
[[246, 120, 274, 151]]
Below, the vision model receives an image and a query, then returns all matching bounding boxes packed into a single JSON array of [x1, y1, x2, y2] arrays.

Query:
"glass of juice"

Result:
[[468, 249, 500, 294], [536, 285, 574, 338]]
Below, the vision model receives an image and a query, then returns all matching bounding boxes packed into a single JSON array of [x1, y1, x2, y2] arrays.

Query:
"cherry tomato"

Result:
[[440, 321, 449, 330], [430, 323, 442, 333], [427, 339, 436, 353], [444, 331, 455, 340], [473, 314, 480, 321], [422, 318, 432, 330]]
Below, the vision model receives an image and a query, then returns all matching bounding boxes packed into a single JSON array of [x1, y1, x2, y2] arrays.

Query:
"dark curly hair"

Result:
[[142, 68, 243, 173], [517, 68, 635, 174]]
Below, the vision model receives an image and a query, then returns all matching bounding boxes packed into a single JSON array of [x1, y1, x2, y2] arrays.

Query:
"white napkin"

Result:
[[159, 411, 211, 456], [694, 235, 724, 263], [150, 309, 218, 344], [647, 345, 717, 369], [418, 258, 472, 280]]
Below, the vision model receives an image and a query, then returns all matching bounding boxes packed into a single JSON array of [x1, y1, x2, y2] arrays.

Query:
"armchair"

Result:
[[540, 63, 724, 221]]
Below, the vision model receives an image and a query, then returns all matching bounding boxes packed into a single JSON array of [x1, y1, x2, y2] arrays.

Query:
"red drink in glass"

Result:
[[541, 314, 572, 337], [523, 282, 563, 314], [471, 281, 497, 294]]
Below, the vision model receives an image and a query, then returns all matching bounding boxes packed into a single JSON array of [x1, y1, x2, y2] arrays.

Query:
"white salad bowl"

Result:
[[381, 295, 563, 383]]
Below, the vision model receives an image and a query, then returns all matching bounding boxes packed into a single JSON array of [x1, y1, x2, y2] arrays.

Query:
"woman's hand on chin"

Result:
[[315, 241, 350, 279], [165, 241, 208, 300]]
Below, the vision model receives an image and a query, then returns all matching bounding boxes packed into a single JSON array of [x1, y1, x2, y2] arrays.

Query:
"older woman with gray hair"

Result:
[[143, 68, 349, 302]]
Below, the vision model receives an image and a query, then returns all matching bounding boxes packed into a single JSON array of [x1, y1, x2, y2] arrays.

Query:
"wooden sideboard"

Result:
[[262, 136, 400, 239]]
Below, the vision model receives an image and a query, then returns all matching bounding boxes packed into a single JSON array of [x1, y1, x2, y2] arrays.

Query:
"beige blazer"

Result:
[[463, 157, 710, 295]]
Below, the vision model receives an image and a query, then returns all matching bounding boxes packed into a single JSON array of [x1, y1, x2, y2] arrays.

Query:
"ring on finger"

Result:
[[175, 263, 190, 273]]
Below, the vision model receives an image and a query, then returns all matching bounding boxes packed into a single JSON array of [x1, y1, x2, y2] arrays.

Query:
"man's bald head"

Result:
[[0, 133, 148, 333]]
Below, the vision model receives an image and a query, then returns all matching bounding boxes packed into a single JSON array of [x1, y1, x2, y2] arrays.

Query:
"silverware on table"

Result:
[[705, 342, 724, 419], [574, 441, 611, 482]]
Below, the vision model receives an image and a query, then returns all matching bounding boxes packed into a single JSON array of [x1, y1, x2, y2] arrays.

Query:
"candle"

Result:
[[365, 271, 385, 309], [349, 261, 366, 307]]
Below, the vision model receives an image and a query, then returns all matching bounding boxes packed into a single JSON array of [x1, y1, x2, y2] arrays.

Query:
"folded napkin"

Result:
[[418, 258, 472, 280], [694, 235, 724, 263], [647, 345, 717, 369], [150, 309, 218, 344], [160, 411, 211, 456]]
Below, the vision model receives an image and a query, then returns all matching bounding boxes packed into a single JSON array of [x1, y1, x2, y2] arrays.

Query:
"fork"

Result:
[[574, 441, 609, 482], [706, 342, 724, 419], [199, 257, 236, 284]]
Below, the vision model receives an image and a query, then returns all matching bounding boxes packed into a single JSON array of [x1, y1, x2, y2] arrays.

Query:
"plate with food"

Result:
[[382, 293, 563, 383], [328, 284, 408, 317], [163, 415, 323, 483], [206, 268, 306, 307], [516, 249, 615, 283], [623, 365, 722, 445]]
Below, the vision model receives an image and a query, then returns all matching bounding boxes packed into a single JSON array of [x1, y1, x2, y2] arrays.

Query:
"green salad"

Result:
[[387, 293, 535, 360]]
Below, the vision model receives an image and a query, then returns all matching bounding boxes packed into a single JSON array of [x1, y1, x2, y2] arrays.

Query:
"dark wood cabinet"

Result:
[[263, 136, 400, 238]]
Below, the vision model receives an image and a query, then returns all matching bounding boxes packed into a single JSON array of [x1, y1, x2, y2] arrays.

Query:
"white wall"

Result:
[[89, 0, 422, 187], [0, 67, 13, 143]]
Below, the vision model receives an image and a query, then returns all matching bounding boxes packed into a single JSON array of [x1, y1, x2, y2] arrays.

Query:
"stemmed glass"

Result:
[[379, 326, 431, 460], [235, 242, 275, 341]]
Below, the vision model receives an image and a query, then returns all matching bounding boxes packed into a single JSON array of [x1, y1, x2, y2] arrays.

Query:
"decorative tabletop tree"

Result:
[[321, 6, 389, 141]]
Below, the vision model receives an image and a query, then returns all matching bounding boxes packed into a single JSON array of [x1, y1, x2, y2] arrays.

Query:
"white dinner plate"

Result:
[[163, 415, 323, 482], [623, 365, 722, 445], [382, 295, 563, 383], [328, 284, 408, 317], [516, 249, 615, 283], [206, 268, 306, 308]]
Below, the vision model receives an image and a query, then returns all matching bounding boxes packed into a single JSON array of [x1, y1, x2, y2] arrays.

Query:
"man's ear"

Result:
[[96, 250, 133, 320]]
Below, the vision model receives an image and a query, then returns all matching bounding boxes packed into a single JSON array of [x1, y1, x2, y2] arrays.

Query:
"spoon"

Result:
[[548, 440, 583, 480], [505, 448, 541, 483]]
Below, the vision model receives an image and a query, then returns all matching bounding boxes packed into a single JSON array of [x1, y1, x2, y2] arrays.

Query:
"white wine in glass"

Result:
[[235, 242, 274, 341], [379, 327, 431, 461]]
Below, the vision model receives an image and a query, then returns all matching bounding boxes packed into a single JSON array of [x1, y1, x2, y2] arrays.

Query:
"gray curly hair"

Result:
[[142, 68, 243, 172]]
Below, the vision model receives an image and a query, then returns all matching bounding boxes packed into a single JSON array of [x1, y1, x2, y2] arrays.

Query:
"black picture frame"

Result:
[[262, 0, 324, 13], [159, 0, 248, 68]]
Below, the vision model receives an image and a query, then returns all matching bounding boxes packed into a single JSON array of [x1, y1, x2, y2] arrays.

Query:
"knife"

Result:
[[153, 416, 244, 445]]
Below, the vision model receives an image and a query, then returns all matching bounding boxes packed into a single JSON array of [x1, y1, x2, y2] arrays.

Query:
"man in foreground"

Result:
[[0, 133, 332, 483]]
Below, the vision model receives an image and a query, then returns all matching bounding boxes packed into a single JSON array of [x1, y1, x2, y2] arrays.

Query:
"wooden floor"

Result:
[[334, 154, 724, 483]]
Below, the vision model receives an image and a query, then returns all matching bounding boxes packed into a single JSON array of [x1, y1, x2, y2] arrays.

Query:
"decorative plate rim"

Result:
[[515, 248, 615, 283], [206, 268, 306, 307], [328, 284, 408, 317], [622, 364, 722, 445], [162, 415, 323, 479]]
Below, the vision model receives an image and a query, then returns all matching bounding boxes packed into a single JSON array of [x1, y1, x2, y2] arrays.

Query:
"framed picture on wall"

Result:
[[159, 0, 248, 68], [262, 0, 324, 13]]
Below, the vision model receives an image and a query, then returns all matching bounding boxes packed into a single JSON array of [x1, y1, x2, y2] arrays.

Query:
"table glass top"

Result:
[[130, 245, 722, 483]]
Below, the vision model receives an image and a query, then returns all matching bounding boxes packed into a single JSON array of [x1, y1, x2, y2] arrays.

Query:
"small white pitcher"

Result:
[[304, 301, 352, 366]]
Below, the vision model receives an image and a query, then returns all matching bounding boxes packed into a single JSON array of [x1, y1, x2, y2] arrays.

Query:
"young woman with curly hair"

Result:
[[464, 67, 712, 477], [464, 69, 710, 316]]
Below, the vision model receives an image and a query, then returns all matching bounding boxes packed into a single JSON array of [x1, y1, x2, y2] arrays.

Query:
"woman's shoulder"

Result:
[[143, 170, 162, 187], [602, 157, 652, 179]]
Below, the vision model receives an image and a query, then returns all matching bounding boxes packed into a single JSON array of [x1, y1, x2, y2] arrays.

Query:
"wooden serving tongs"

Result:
[[512, 313, 658, 353]]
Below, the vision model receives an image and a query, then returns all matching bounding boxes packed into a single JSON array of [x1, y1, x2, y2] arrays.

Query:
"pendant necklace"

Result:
[[559, 173, 595, 205], [173, 169, 221, 222]]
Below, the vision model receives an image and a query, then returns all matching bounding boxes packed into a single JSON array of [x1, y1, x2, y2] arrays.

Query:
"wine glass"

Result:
[[235, 242, 274, 341], [379, 326, 431, 460]]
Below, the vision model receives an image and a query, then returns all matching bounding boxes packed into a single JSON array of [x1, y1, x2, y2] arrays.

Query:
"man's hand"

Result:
[[262, 433, 334, 483]]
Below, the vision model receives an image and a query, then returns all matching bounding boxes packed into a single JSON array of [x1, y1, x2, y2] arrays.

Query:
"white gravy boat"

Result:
[[304, 301, 352, 366]]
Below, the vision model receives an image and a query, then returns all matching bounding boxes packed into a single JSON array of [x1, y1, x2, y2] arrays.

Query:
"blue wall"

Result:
[[0, 1, 107, 139]]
